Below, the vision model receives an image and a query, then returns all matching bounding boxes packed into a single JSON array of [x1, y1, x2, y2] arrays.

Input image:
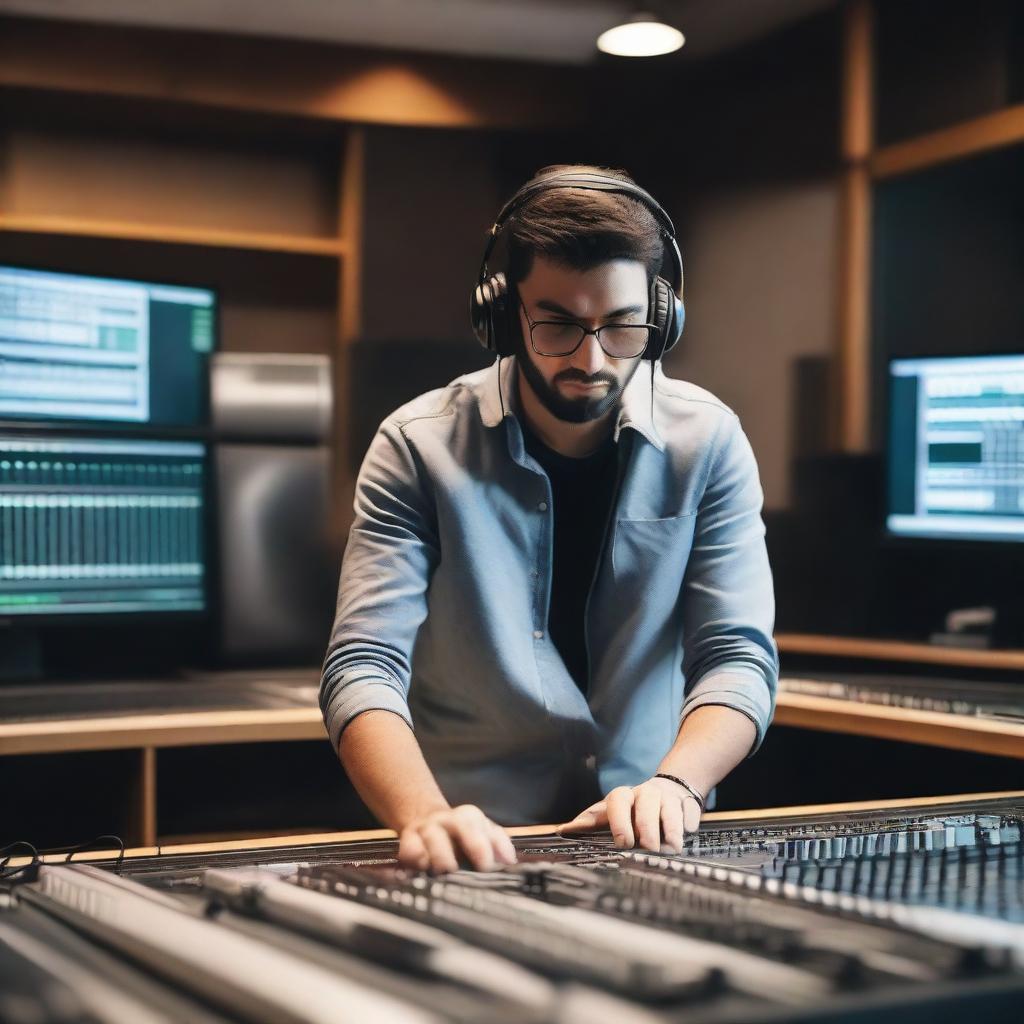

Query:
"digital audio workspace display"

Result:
[[0, 436, 207, 618], [887, 354, 1024, 541], [0, 265, 215, 425]]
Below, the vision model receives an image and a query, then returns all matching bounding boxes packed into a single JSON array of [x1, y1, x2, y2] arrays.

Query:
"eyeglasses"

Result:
[[520, 299, 655, 359]]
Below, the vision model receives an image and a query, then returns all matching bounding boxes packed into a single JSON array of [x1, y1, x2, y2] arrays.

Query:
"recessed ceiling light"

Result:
[[597, 11, 685, 58]]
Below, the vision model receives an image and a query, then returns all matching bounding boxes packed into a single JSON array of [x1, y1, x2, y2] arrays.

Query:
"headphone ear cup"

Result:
[[645, 276, 685, 360], [471, 271, 510, 353], [490, 272, 513, 357], [666, 290, 685, 354], [645, 276, 671, 361]]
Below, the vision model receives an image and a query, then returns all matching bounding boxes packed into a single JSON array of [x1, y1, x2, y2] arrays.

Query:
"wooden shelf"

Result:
[[776, 632, 1024, 671], [775, 691, 1024, 759], [0, 213, 347, 257], [0, 707, 325, 756], [871, 103, 1024, 179]]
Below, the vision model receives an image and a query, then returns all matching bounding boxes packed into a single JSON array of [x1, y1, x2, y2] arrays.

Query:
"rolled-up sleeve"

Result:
[[678, 411, 779, 756], [319, 418, 440, 752]]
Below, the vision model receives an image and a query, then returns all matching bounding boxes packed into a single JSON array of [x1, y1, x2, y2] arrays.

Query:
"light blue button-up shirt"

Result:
[[320, 355, 778, 824]]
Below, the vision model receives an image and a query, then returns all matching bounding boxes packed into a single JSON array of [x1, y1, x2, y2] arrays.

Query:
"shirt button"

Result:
[[583, 754, 597, 771], [538, 501, 548, 511], [533, 630, 544, 639]]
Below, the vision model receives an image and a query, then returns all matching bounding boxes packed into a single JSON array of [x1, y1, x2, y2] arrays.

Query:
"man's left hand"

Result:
[[560, 776, 702, 853]]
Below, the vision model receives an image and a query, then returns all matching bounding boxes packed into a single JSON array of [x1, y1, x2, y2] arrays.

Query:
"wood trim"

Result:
[[339, 128, 366, 345], [0, 16, 592, 130], [777, 631, 1024, 670], [20, 790, 1023, 865], [872, 103, 1024, 179], [331, 126, 367, 536], [139, 747, 158, 847], [704, 789, 1024, 821], [775, 692, 1024, 759], [836, 0, 874, 453], [841, 0, 874, 163], [836, 163, 872, 451], [0, 213, 347, 257], [0, 708, 325, 756]]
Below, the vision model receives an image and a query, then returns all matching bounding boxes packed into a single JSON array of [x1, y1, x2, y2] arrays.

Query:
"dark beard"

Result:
[[515, 338, 634, 424]]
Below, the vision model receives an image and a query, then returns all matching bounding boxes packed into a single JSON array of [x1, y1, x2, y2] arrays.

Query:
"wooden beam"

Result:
[[0, 16, 592, 130], [339, 129, 366, 346], [777, 631, 1024, 670], [840, 0, 874, 164], [873, 104, 1024, 179], [0, 213, 347, 256], [836, 163, 872, 451], [836, 0, 874, 453], [140, 747, 158, 847], [330, 126, 368, 539]]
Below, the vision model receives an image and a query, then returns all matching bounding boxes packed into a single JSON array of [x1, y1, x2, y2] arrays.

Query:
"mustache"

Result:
[[556, 372, 614, 386]]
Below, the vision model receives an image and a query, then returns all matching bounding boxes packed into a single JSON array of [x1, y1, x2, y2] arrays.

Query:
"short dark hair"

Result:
[[505, 164, 665, 289]]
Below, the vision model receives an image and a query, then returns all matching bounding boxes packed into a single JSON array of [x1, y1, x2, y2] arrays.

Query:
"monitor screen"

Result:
[[0, 265, 215, 426], [887, 354, 1024, 541], [0, 436, 207, 618]]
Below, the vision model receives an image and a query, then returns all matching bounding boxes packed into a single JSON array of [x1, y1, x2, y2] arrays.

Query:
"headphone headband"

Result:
[[479, 171, 683, 296]]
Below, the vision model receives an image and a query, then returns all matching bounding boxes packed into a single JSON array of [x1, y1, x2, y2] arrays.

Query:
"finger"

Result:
[[449, 813, 496, 871], [605, 787, 636, 848], [660, 797, 684, 854], [559, 800, 608, 832], [490, 824, 518, 865], [633, 785, 663, 852], [397, 828, 430, 871], [419, 824, 459, 874], [682, 796, 703, 836]]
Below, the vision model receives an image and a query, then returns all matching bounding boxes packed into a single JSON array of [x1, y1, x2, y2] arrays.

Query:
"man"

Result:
[[320, 164, 778, 873]]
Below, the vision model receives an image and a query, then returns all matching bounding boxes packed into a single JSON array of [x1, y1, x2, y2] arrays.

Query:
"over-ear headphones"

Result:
[[470, 171, 685, 362]]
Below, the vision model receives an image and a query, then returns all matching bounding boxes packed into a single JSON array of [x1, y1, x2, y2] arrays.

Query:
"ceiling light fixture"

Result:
[[596, 11, 685, 58]]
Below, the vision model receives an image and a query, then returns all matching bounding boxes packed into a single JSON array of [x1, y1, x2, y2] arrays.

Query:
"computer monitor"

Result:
[[887, 354, 1024, 542], [0, 435, 208, 619], [0, 264, 215, 426]]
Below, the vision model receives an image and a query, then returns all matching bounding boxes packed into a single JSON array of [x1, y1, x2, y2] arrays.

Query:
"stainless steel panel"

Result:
[[215, 444, 338, 661], [211, 353, 332, 442]]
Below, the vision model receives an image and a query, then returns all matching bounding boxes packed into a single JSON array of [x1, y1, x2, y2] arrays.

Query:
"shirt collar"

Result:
[[478, 355, 666, 452]]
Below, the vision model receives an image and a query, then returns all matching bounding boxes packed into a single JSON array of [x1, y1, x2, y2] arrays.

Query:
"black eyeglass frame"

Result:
[[519, 299, 657, 359]]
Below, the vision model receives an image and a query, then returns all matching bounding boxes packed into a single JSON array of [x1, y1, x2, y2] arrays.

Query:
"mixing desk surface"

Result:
[[2, 794, 1023, 1022]]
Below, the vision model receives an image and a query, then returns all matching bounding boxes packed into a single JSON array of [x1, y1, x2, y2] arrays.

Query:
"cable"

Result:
[[62, 834, 126, 872], [0, 840, 41, 884], [497, 354, 506, 421], [650, 355, 656, 424], [0, 834, 131, 881]]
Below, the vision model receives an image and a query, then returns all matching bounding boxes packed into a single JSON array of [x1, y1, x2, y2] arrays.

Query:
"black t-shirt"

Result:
[[520, 419, 621, 694]]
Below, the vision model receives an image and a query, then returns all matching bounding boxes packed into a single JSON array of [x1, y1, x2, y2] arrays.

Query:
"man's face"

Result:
[[515, 256, 649, 424]]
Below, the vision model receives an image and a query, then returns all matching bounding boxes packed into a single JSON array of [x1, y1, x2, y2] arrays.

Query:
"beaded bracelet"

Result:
[[654, 772, 706, 812]]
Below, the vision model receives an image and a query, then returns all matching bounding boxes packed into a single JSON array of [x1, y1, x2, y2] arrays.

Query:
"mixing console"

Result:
[[781, 673, 1024, 721], [2, 794, 1022, 1022]]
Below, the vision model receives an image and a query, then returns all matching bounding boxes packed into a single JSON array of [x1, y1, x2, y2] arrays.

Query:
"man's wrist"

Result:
[[653, 772, 706, 811], [656, 756, 716, 798]]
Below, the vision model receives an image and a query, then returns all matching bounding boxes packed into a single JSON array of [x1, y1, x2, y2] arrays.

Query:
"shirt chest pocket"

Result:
[[611, 514, 698, 606]]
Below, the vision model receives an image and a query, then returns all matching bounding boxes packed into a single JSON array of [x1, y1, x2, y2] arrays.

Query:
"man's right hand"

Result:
[[397, 804, 518, 873]]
